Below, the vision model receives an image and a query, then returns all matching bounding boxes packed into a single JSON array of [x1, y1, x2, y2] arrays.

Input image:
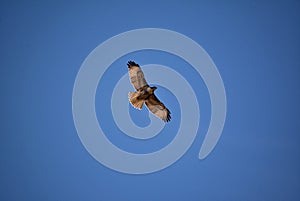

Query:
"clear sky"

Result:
[[1, 1, 300, 200]]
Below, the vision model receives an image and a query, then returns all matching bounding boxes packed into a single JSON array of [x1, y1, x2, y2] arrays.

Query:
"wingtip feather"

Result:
[[127, 61, 140, 68], [165, 109, 171, 122]]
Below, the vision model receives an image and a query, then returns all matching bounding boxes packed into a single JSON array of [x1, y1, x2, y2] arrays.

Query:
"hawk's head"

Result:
[[147, 86, 157, 94]]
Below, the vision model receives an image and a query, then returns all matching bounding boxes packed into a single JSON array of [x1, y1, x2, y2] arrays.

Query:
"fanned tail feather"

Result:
[[128, 92, 144, 110]]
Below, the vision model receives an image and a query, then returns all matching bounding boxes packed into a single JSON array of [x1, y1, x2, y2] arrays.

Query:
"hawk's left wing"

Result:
[[145, 94, 171, 122], [127, 61, 148, 90]]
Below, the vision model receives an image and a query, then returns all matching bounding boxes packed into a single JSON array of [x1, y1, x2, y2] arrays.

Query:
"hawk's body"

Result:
[[127, 61, 171, 122]]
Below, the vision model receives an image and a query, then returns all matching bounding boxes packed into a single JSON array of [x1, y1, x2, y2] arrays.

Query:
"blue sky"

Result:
[[1, 1, 300, 200]]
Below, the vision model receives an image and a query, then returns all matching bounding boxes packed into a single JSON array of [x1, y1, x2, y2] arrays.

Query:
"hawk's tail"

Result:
[[128, 92, 144, 110]]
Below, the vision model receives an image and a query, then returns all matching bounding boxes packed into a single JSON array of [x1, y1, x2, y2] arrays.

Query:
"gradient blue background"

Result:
[[1, 1, 300, 200]]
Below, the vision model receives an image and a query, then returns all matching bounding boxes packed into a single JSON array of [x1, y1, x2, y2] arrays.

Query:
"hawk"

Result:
[[127, 61, 171, 122]]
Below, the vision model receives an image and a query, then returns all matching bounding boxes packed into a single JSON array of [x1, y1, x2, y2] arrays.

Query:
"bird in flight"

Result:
[[127, 61, 171, 122]]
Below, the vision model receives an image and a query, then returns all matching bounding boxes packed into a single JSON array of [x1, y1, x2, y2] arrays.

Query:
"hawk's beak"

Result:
[[151, 86, 157, 91]]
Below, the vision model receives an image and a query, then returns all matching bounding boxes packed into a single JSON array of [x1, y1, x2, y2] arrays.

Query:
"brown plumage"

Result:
[[127, 61, 171, 122]]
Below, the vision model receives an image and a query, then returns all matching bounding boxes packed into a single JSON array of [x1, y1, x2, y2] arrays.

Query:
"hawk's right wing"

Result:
[[145, 94, 171, 122], [127, 61, 148, 90]]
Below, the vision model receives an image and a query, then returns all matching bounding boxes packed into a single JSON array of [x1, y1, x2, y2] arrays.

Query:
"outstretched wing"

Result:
[[127, 61, 148, 90], [145, 94, 171, 122]]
